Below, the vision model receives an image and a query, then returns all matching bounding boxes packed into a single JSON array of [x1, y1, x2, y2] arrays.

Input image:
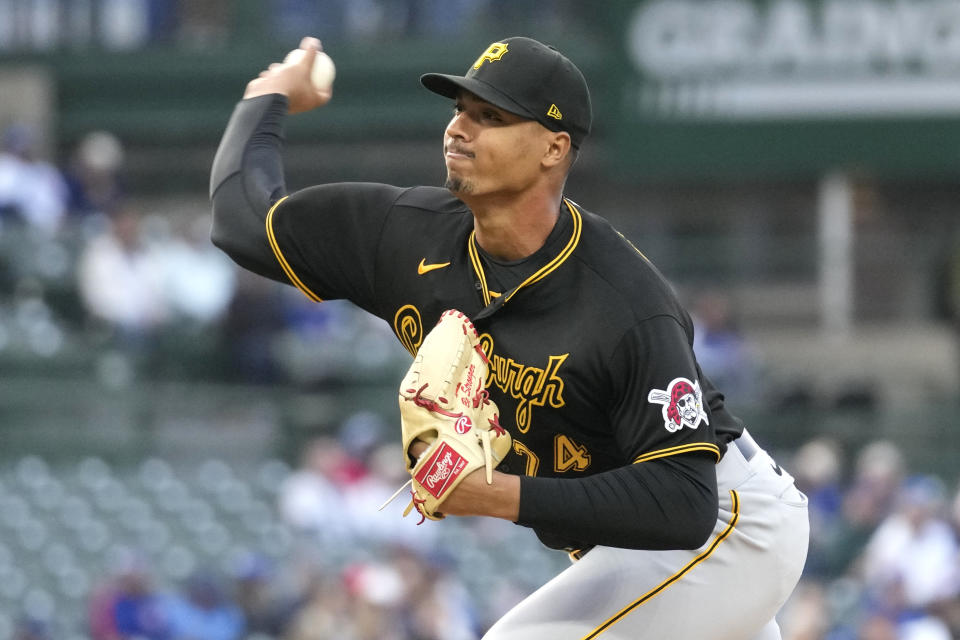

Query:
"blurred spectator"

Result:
[[12, 616, 51, 640], [791, 437, 845, 578], [76, 206, 169, 345], [780, 441, 960, 640], [165, 570, 245, 640], [231, 553, 298, 639], [284, 569, 357, 640], [898, 617, 953, 640], [859, 474, 959, 637], [63, 131, 126, 218], [279, 425, 449, 555], [338, 410, 387, 474], [98, 0, 155, 49], [175, 0, 228, 47], [691, 289, 759, 404], [0, 122, 68, 234], [278, 437, 355, 545], [88, 553, 171, 640], [824, 441, 907, 578], [340, 560, 408, 640], [857, 613, 900, 640], [19, 439, 960, 639], [345, 441, 441, 549], [938, 483, 960, 636], [157, 214, 236, 328], [861, 474, 958, 602], [853, 441, 906, 515], [220, 269, 287, 383], [391, 546, 481, 640], [779, 581, 831, 640]]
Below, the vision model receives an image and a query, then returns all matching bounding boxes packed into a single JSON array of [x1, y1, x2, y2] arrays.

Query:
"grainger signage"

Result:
[[610, 0, 960, 177], [628, 0, 960, 118]]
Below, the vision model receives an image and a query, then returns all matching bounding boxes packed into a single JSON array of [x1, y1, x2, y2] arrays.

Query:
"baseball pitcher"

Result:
[[209, 35, 809, 639]]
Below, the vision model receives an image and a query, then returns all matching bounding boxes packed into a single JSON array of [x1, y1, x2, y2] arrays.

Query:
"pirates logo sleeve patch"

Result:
[[647, 377, 710, 433]]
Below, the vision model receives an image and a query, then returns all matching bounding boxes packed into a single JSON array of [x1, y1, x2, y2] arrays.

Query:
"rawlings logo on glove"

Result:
[[381, 309, 511, 524], [417, 443, 468, 497]]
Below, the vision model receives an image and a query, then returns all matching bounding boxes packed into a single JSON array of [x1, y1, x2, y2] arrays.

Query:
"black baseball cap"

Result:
[[420, 37, 592, 148]]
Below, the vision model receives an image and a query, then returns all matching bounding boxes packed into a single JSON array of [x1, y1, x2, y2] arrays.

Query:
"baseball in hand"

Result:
[[284, 48, 336, 91]]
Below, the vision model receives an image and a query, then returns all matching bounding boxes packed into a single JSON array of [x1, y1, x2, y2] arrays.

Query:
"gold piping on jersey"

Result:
[[581, 490, 741, 640], [467, 233, 493, 306], [632, 442, 721, 465], [616, 230, 650, 263], [265, 196, 324, 303], [468, 199, 583, 307], [504, 199, 582, 303]]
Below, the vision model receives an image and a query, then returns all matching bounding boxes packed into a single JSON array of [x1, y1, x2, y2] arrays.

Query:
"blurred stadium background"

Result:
[[1, 1, 960, 639]]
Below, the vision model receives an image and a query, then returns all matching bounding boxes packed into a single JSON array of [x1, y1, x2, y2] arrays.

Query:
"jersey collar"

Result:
[[468, 198, 583, 321]]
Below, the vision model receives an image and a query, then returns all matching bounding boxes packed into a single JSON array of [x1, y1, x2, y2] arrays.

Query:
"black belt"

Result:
[[733, 430, 759, 461]]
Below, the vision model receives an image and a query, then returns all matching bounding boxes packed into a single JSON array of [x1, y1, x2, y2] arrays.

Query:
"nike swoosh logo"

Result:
[[418, 259, 451, 275]]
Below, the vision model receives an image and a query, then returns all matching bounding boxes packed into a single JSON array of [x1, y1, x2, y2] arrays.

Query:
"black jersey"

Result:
[[211, 95, 743, 552], [267, 183, 741, 473]]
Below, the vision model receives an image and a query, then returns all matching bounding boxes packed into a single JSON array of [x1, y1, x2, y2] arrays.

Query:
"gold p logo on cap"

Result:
[[473, 42, 509, 69]]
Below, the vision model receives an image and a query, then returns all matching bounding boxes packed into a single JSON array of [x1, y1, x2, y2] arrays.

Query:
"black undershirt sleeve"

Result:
[[517, 452, 718, 551], [209, 94, 291, 282]]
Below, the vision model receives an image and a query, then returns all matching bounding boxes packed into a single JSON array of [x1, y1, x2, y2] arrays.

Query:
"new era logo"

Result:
[[547, 104, 562, 120]]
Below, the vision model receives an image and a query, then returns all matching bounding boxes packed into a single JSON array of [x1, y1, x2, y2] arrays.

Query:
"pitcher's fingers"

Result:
[[300, 36, 321, 51]]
